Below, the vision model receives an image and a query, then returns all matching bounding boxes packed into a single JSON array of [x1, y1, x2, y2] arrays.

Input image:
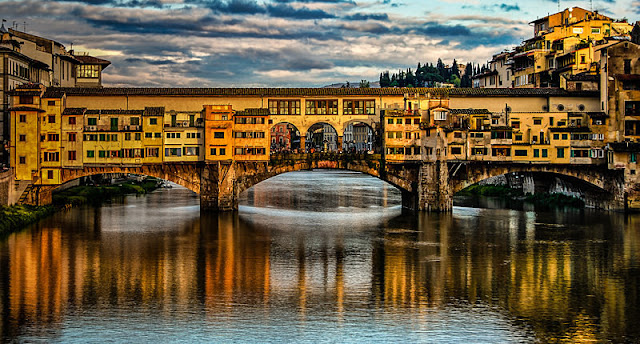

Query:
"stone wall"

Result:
[[0, 168, 13, 206]]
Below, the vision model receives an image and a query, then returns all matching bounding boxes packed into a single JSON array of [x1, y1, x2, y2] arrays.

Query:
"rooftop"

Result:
[[48, 87, 599, 98]]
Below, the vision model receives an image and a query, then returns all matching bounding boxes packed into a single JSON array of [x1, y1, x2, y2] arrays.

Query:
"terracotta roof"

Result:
[[236, 108, 270, 116], [85, 109, 145, 115], [565, 73, 599, 82], [6, 90, 41, 96], [8, 106, 45, 112], [143, 107, 165, 116], [610, 142, 640, 152], [48, 87, 599, 98], [42, 89, 66, 98], [450, 108, 491, 115], [62, 108, 86, 116], [549, 127, 592, 132], [74, 55, 111, 66], [16, 83, 43, 89]]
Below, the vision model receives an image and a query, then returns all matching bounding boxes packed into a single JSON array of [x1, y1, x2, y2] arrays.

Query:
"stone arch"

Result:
[[56, 164, 203, 195], [304, 122, 340, 152], [449, 162, 625, 209]]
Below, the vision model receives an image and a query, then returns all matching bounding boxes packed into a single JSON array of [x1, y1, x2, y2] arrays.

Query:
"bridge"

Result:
[[7, 84, 638, 212], [17, 152, 627, 212]]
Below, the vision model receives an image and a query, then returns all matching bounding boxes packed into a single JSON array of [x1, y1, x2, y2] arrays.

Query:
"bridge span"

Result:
[[19, 153, 626, 212]]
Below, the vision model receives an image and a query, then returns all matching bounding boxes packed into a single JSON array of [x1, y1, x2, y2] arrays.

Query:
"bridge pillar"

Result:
[[417, 159, 452, 212], [200, 163, 220, 211]]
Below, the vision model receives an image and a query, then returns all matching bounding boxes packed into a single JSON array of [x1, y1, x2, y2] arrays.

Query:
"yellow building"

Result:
[[60, 107, 84, 169], [9, 84, 46, 182], [203, 105, 233, 161], [163, 110, 203, 162], [233, 108, 270, 161], [511, 7, 633, 88], [142, 107, 164, 164]]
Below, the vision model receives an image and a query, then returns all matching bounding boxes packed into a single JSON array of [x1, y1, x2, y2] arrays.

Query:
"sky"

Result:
[[0, 0, 638, 87]]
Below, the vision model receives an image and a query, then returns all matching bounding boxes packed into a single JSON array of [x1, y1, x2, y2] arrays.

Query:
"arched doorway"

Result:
[[270, 122, 301, 153], [306, 123, 339, 152]]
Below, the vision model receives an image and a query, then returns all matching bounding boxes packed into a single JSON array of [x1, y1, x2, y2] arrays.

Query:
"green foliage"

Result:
[[0, 205, 55, 237], [359, 80, 370, 88], [525, 193, 585, 208]]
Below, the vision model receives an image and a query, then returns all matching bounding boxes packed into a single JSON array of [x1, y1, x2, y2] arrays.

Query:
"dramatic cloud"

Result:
[[0, 0, 636, 87]]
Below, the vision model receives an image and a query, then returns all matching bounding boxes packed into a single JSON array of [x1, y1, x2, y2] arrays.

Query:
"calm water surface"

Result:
[[1, 170, 640, 343]]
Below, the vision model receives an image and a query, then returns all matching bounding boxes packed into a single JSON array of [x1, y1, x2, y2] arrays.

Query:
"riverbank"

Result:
[[0, 177, 161, 237], [457, 184, 585, 208]]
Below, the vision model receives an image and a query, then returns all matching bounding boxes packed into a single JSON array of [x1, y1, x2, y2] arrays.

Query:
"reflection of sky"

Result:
[[46, 302, 533, 343]]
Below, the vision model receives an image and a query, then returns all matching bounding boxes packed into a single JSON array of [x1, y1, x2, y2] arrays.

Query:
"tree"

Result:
[[359, 80, 370, 88]]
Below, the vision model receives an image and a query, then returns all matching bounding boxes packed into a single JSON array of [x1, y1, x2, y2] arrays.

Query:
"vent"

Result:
[[557, 104, 565, 111], [542, 105, 549, 111], [578, 104, 585, 111]]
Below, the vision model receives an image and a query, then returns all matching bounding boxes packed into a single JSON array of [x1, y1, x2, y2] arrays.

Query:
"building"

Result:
[[472, 51, 513, 88], [0, 24, 110, 165]]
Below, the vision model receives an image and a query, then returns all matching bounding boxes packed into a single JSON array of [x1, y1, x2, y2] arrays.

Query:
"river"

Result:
[[1, 170, 639, 343]]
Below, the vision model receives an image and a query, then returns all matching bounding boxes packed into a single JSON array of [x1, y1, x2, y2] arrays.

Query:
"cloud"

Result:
[[499, 3, 520, 11], [343, 13, 389, 21]]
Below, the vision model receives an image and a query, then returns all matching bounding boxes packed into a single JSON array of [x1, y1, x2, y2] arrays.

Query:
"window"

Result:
[[533, 149, 539, 158], [396, 119, 403, 124], [553, 133, 559, 140], [99, 151, 106, 158], [591, 28, 601, 34], [305, 100, 338, 115], [135, 133, 141, 140], [87, 150, 95, 158], [68, 117, 76, 125], [145, 133, 152, 138], [343, 100, 375, 115], [542, 149, 548, 158], [631, 152, 637, 163], [562, 134, 568, 140], [220, 148, 226, 156], [515, 134, 523, 141], [557, 148, 565, 158], [154, 133, 161, 138], [43, 152, 59, 162], [512, 121, 520, 129], [150, 118, 158, 125], [268, 100, 301, 115], [19, 96, 33, 104], [471, 148, 487, 155], [533, 119, 542, 125], [146, 148, 159, 157], [514, 149, 528, 157], [130, 117, 140, 125], [571, 149, 589, 158], [434, 111, 447, 121], [68, 133, 76, 142], [77, 64, 100, 78], [19, 134, 26, 142], [387, 118, 394, 124], [451, 147, 462, 155], [624, 59, 631, 74], [580, 55, 586, 64], [183, 147, 199, 156], [47, 134, 59, 141], [68, 151, 76, 161], [47, 170, 54, 179], [48, 101, 56, 106], [48, 115, 56, 123], [625, 101, 640, 116], [125, 133, 131, 140], [235, 117, 266, 124], [214, 132, 225, 139], [19, 156, 26, 164], [210, 148, 217, 155], [88, 118, 97, 125], [19, 114, 26, 122]]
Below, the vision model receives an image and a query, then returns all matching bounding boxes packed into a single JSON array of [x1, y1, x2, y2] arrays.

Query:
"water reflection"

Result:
[[0, 170, 639, 343]]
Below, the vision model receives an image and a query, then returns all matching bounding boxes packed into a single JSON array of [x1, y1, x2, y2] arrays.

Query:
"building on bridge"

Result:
[[5, 50, 640, 210]]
